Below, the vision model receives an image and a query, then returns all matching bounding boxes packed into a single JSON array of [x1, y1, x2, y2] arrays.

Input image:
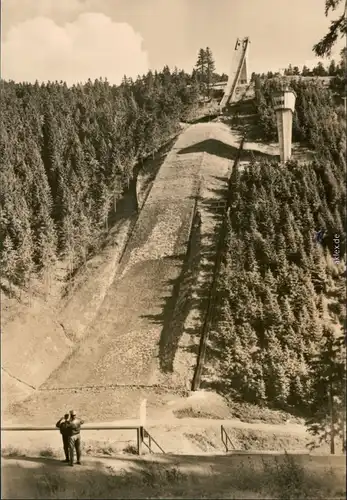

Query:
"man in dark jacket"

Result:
[[56, 413, 70, 463], [67, 410, 84, 466]]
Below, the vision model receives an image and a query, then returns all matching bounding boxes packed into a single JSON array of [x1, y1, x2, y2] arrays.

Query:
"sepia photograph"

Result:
[[1, 0, 346, 498]]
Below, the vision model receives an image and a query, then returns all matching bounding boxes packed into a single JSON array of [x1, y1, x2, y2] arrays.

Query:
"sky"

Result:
[[1, 0, 345, 85]]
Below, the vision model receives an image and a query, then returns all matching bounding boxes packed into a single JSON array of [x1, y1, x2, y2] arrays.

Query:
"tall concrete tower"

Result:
[[272, 86, 296, 163], [219, 37, 250, 111]]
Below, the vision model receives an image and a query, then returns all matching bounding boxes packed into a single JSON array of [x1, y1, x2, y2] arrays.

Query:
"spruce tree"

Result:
[[0, 236, 18, 290], [306, 326, 346, 453], [264, 329, 291, 406], [205, 47, 216, 96], [195, 48, 207, 91]]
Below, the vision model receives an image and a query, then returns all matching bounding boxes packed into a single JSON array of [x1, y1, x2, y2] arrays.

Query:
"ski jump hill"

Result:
[[4, 120, 243, 424], [3, 36, 252, 424], [43, 125, 207, 390]]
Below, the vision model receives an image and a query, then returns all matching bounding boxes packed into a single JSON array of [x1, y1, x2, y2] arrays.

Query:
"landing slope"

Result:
[[4, 122, 243, 423], [40, 123, 230, 390]]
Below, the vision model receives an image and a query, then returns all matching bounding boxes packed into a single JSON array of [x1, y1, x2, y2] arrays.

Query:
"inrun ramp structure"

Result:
[[219, 37, 250, 112]]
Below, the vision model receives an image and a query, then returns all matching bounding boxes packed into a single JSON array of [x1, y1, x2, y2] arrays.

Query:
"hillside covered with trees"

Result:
[[0, 68, 200, 292], [209, 78, 346, 449], [1, 24, 345, 448]]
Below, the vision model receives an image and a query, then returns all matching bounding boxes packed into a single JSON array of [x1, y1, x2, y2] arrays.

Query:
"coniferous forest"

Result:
[[211, 78, 346, 446], [0, 69, 199, 288], [1, 48, 346, 449]]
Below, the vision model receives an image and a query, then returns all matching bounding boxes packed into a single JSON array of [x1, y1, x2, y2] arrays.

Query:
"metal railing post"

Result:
[[137, 426, 144, 455], [221, 425, 228, 452], [137, 427, 141, 455], [221, 425, 236, 452]]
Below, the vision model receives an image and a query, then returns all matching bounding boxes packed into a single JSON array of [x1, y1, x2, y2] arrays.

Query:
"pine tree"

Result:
[[222, 321, 264, 402], [195, 48, 207, 92], [205, 47, 216, 96], [302, 65, 311, 76], [312, 61, 328, 76], [26, 137, 57, 271], [306, 326, 346, 453], [284, 64, 294, 76], [313, 1, 347, 57], [280, 296, 297, 330], [16, 211, 35, 291], [0, 235, 18, 290], [328, 59, 338, 76], [274, 233, 289, 279], [228, 158, 240, 206], [262, 287, 283, 335], [310, 243, 328, 294], [264, 329, 291, 406], [214, 301, 236, 352]]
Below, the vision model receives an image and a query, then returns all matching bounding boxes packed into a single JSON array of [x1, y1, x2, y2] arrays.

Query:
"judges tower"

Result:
[[272, 86, 296, 163]]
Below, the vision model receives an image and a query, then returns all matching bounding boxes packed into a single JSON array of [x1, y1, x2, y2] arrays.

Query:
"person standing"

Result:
[[55, 413, 70, 463], [67, 410, 84, 467]]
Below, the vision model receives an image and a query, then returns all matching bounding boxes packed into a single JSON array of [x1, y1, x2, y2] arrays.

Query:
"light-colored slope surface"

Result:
[[58, 216, 135, 343], [41, 125, 208, 389], [2, 299, 72, 389], [40, 122, 241, 392], [1, 370, 35, 410], [1, 140, 173, 407]]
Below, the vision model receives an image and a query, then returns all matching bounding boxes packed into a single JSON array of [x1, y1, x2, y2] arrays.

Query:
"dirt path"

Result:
[[2, 452, 345, 500], [2, 410, 314, 458]]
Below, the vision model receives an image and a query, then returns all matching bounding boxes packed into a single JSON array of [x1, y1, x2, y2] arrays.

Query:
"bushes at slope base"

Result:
[[0, 69, 199, 288]]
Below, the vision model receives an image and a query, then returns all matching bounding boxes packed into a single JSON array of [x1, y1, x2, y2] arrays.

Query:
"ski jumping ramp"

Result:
[[219, 37, 250, 111]]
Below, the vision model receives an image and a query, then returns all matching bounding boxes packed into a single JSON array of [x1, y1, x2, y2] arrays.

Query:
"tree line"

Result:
[[0, 46, 224, 293], [283, 48, 346, 77], [0, 68, 200, 292], [211, 78, 346, 451], [251, 48, 346, 99]]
